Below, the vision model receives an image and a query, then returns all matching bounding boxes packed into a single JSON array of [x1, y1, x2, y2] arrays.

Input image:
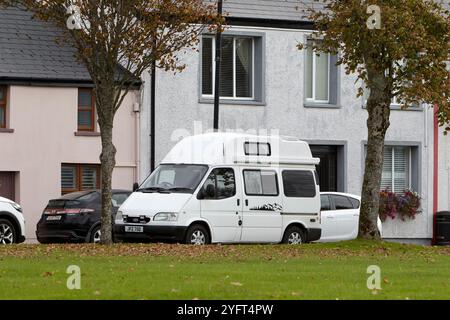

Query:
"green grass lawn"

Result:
[[0, 240, 449, 300]]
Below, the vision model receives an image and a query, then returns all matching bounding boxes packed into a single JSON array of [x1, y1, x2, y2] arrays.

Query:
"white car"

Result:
[[0, 196, 26, 244], [317, 192, 382, 242]]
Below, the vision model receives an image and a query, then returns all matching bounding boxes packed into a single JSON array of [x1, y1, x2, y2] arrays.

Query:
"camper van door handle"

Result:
[[245, 199, 249, 206], [237, 199, 240, 206], [238, 220, 243, 226]]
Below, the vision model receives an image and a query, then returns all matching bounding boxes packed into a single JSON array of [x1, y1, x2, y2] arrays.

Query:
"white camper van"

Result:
[[114, 133, 322, 245]]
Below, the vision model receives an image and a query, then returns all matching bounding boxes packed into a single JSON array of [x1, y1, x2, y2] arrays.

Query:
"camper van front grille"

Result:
[[123, 215, 151, 224]]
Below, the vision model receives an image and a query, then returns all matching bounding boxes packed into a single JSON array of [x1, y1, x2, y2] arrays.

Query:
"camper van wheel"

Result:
[[282, 226, 306, 245], [185, 224, 210, 245]]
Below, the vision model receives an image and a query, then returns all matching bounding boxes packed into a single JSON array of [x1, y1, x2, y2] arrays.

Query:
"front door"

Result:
[[310, 145, 338, 192], [0, 172, 15, 201], [199, 167, 242, 243], [240, 168, 283, 243]]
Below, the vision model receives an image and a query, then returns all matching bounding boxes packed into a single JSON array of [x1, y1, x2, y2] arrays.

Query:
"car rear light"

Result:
[[44, 208, 95, 215]]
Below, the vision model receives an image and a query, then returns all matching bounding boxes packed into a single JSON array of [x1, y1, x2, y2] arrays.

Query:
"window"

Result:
[[202, 36, 255, 100], [304, 40, 339, 106], [243, 170, 278, 196], [112, 193, 130, 207], [381, 146, 411, 193], [244, 142, 271, 156], [78, 88, 95, 131], [331, 195, 353, 210], [363, 88, 405, 107], [349, 197, 360, 209], [306, 40, 330, 103], [141, 164, 208, 193], [0, 86, 7, 128], [61, 164, 101, 194], [320, 194, 331, 211], [200, 168, 236, 200], [282, 170, 316, 198]]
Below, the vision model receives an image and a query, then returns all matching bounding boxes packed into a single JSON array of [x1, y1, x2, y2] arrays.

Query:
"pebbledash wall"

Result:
[[438, 128, 450, 215], [0, 86, 140, 241], [139, 25, 436, 242]]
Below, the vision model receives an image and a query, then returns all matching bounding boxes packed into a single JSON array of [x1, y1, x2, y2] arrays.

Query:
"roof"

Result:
[[162, 133, 319, 166], [0, 6, 140, 87], [206, 0, 449, 28], [219, 0, 321, 22]]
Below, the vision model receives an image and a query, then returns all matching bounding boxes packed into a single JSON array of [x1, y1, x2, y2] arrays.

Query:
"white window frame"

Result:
[[306, 48, 331, 104], [202, 35, 255, 101]]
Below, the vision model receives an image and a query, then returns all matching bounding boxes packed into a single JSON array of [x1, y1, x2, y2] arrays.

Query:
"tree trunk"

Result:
[[359, 72, 392, 239], [97, 91, 117, 245]]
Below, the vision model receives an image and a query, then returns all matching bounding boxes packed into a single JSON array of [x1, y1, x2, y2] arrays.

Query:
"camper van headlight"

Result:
[[116, 210, 123, 221], [154, 212, 179, 222]]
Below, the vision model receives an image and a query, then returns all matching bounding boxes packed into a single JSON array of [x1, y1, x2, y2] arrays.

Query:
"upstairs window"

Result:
[[78, 88, 95, 132], [0, 86, 7, 128], [306, 43, 330, 103], [202, 36, 254, 99], [304, 40, 339, 106], [201, 34, 265, 103]]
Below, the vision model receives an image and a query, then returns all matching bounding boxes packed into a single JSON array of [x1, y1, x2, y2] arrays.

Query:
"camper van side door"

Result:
[[198, 167, 242, 243], [240, 169, 283, 243]]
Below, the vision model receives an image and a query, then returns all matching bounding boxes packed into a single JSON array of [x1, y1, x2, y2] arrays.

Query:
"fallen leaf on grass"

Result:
[[230, 282, 243, 287], [42, 271, 53, 277]]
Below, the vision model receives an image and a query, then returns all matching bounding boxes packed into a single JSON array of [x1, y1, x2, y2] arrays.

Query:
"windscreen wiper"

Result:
[[136, 187, 169, 193], [167, 187, 194, 193]]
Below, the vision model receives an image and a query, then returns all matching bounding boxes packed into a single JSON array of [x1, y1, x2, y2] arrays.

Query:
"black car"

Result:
[[36, 189, 131, 243]]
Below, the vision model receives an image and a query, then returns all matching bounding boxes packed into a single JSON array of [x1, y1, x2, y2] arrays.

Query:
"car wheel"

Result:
[[89, 225, 101, 244], [282, 226, 306, 245], [0, 219, 17, 245], [185, 224, 210, 245]]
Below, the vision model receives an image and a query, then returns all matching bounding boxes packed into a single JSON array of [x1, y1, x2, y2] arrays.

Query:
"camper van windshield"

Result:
[[138, 164, 208, 193]]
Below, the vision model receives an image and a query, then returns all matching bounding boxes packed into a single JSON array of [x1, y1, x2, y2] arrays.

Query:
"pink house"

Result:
[[0, 7, 141, 241]]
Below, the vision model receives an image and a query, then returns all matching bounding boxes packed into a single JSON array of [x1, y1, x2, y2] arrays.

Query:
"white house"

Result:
[[138, 0, 446, 244]]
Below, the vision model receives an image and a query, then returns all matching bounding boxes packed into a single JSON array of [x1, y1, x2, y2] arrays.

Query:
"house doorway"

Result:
[[0, 172, 15, 201], [311, 146, 337, 192], [310, 144, 346, 192]]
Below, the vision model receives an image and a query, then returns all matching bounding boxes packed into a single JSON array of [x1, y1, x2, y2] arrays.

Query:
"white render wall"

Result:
[[140, 26, 436, 240]]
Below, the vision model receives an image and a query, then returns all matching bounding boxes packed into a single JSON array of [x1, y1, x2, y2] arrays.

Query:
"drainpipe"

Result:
[[150, 60, 156, 172], [432, 105, 439, 245], [134, 100, 141, 184], [213, 0, 223, 132]]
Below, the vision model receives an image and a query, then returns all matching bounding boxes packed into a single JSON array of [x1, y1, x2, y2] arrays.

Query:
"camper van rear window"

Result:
[[244, 142, 271, 156], [282, 170, 316, 198]]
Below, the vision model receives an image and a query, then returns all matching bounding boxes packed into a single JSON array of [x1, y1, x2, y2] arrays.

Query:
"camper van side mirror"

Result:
[[133, 182, 139, 192], [197, 185, 215, 200], [197, 189, 205, 200], [205, 184, 216, 198]]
